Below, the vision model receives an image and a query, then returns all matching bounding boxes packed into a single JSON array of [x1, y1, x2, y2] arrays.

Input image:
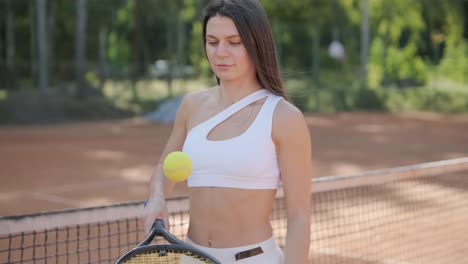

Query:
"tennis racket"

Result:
[[114, 219, 221, 264]]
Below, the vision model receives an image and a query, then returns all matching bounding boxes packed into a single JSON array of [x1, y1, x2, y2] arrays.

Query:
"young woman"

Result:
[[143, 0, 312, 263]]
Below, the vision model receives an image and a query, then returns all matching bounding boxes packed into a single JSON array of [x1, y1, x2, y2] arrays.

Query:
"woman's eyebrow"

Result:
[[206, 34, 241, 39]]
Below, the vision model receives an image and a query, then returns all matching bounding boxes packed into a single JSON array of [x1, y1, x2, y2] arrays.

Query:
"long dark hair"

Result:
[[202, 0, 289, 100]]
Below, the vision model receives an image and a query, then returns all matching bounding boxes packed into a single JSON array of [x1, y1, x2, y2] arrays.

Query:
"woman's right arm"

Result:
[[143, 93, 194, 233]]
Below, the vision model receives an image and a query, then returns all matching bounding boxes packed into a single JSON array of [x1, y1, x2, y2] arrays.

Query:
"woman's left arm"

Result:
[[273, 100, 312, 264]]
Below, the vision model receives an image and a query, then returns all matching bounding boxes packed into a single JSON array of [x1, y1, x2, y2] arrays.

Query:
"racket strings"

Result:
[[121, 251, 212, 264]]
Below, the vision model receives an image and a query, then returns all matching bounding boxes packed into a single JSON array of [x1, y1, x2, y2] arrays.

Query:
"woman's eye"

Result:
[[230, 42, 242, 45], [208, 42, 218, 45]]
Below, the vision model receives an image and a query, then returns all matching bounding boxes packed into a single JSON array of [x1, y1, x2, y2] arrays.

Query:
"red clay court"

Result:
[[1, 112, 467, 216], [1, 112, 468, 263]]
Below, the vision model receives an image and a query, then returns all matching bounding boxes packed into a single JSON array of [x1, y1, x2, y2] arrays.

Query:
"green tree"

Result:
[[368, 0, 428, 88], [438, 0, 468, 83]]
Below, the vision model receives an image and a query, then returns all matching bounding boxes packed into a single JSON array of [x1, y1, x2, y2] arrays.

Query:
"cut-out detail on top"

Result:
[[206, 98, 266, 142], [186, 89, 270, 139]]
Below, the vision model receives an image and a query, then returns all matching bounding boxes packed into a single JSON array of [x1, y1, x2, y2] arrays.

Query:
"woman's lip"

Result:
[[216, 64, 233, 70]]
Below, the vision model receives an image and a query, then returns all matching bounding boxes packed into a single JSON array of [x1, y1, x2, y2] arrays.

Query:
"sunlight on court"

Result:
[[1, 158, 468, 263]]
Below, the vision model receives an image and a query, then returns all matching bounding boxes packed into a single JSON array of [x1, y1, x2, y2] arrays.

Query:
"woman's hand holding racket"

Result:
[[143, 198, 169, 234], [141, 151, 192, 233]]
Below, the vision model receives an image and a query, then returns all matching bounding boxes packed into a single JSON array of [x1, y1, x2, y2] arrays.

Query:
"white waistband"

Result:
[[185, 236, 277, 255]]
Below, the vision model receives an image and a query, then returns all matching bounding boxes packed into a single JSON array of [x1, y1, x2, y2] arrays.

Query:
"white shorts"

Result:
[[181, 236, 284, 264]]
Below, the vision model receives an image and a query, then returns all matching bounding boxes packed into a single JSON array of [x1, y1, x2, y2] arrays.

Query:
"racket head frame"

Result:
[[114, 219, 221, 264], [115, 244, 221, 263]]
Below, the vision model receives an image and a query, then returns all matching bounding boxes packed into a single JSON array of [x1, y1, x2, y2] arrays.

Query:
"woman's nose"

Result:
[[215, 42, 228, 57]]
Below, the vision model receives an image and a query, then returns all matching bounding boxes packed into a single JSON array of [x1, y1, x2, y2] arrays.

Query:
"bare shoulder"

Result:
[[273, 99, 306, 126], [179, 87, 216, 114], [181, 88, 210, 106], [272, 99, 310, 146], [176, 87, 217, 133]]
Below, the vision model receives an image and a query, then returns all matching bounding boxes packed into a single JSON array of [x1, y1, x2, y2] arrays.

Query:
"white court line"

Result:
[[311, 246, 413, 264], [0, 198, 189, 234], [31, 192, 83, 207], [36, 179, 126, 193], [1, 180, 128, 201]]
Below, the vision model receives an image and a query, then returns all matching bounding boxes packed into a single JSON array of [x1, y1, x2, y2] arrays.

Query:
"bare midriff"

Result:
[[187, 187, 277, 248]]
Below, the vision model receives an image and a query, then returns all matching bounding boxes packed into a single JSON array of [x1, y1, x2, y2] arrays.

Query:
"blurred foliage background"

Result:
[[0, 0, 467, 124]]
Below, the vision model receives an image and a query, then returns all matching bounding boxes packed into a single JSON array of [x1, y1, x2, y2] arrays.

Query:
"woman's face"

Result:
[[205, 16, 256, 82]]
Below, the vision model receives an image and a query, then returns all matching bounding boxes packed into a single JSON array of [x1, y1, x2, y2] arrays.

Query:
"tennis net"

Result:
[[1, 157, 467, 263]]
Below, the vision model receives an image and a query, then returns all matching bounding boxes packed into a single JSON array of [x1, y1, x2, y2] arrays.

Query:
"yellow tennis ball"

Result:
[[162, 151, 192, 182]]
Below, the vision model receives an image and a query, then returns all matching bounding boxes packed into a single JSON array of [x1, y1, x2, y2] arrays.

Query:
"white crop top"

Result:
[[182, 89, 282, 189]]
